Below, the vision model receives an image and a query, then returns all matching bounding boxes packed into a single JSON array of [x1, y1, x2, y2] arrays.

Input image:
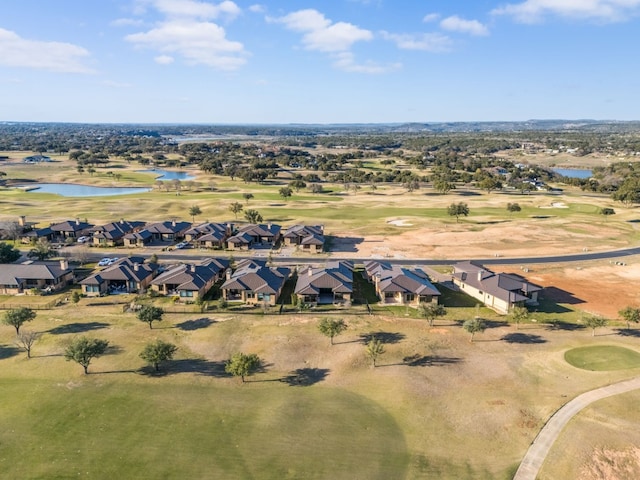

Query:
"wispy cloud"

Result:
[[272, 9, 373, 52], [422, 13, 440, 23], [440, 15, 489, 36], [111, 18, 145, 27], [331, 52, 400, 74], [380, 31, 453, 52], [248, 4, 265, 14], [0, 28, 94, 73], [492, 0, 640, 23], [125, 0, 247, 70]]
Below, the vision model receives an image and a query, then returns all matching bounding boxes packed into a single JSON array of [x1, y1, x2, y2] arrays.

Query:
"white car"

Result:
[[108, 257, 119, 265], [98, 258, 112, 266], [77, 236, 89, 243], [175, 241, 188, 249]]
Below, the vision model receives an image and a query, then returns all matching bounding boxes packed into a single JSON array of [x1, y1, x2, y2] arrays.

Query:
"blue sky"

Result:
[[1, 0, 639, 124]]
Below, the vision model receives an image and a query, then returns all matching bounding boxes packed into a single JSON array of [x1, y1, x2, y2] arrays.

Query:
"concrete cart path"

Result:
[[513, 376, 640, 480]]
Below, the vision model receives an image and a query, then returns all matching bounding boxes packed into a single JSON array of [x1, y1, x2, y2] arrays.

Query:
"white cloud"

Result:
[[125, 0, 247, 70], [0, 28, 94, 73], [155, 54, 175, 64], [331, 51, 400, 74], [273, 9, 372, 52], [126, 20, 246, 70], [423, 13, 440, 23], [135, 0, 240, 20], [492, 0, 640, 23], [111, 18, 145, 27], [380, 31, 453, 52], [440, 15, 489, 36], [248, 4, 265, 13]]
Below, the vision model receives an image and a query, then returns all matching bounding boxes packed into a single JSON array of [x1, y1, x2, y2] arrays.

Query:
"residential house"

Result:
[[364, 261, 440, 306], [50, 219, 93, 241], [20, 226, 54, 244], [151, 258, 229, 301], [123, 230, 154, 247], [185, 222, 232, 249], [145, 220, 192, 242], [90, 220, 145, 247], [452, 261, 542, 314], [80, 257, 157, 296], [0, 259, 74, 294], [226, 223, 281, 250], [294, 261, 353, 305], [221, 259, 290, 306], [282, 225, 325, 253]]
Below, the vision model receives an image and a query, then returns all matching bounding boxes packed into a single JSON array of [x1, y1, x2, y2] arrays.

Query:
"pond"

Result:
[[24, 183, 151, 197], [138, 169, 195, 181], [552, 168, 593, 179]]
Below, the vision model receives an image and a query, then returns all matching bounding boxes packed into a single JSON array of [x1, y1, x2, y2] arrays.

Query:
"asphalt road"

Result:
[[513, 376, 640, 480], [77, 245, 640, 266]]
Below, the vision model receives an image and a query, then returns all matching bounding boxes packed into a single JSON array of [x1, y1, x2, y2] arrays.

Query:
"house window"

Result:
[[257, 293, 271, 301], [180, 290, 194, 297], [406, 294, 415, 301]]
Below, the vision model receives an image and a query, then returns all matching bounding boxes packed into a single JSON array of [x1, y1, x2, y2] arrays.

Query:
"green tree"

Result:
[[365, 337, 385, 367], [0, 241, 20, 263], [479, 177, 502, 193], [136, 305, 164, 329], [188, 205, 202, 223], [71, 291, 81, 304], [229, 201, 243, 219], [140, 340, 178, 372], [582, 315, 609, 336], [433, 178, 454, 195], [225, 352, 261, 383], [3, 307, 37, 334], [506, 202, 522, 215], [217, 297, 228, 310], [619, 306, 640, 330], [447, 202, 469, 223], [15, 330, 40, 359], [599, 207, 615, 220], [279, 187, 293, 201], [27, 239, 55, 261], [318, 318, 348, 345], [244, 209, 263, 223], [310, 183, 324, 194], [463, 318, 486, 342], [242, 193, 254, 204], [418, 303, 447, 327], [289, 180, 306, 192], [64, 336, 109, 374], [509, 305, 529, 330]]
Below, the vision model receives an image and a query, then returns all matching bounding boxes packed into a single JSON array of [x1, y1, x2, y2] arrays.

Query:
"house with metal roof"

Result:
[[221, 259, 290, 306], [294, 261, 354, 305], [282, 225, 324, 253], [226, 223, 281, 250], [50, 219, 93, 240], [364, 261, 440, 306], [80, 257, 157, 296], [452, 261, 542, 314], [90, 220, 145, 247], [0, 260, 74, 294], [151, 258, 229, 301]]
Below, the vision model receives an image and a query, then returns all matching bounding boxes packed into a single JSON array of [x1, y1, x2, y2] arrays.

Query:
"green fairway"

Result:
[[564, 345, 640, 371], [0, 378, 408, 480]]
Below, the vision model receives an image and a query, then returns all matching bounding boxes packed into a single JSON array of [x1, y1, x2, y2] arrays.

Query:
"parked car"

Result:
[[175, 241, 189, 249], [98, 258, 112, 266], [77, 236, 89, 243], [108, 257, 119, 265]]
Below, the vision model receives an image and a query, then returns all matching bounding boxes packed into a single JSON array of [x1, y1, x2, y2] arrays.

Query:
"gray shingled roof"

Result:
[[152, 258, 228, 292], [80, 258, 156, 285], [0, 261, 71, 286], [376, 266, 440, 296], [295, 261, 353, 295], [222, 259, 289, 294]]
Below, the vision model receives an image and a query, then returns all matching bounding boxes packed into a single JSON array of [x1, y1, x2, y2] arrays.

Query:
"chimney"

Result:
[[226, 269, 231, 280], [60, 259, 69, 270], [18, 215, 26, 227], [75, 218, 80, 225], [172, 219, 176, 227], [267, 222, 272, 230], [477, 270, 483, 282], [308, 267, 313, 277], [191, 264, 196, 273], [120, 218, 125, 224], [134, 263, 139, 271]]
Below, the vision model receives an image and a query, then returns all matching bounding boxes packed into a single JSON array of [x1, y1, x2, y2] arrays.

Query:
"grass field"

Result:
[[564, 345, 640, 371], [2, 299, 640, 479]]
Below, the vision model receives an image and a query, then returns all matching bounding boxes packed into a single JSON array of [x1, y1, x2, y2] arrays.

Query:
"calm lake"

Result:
[[138, 169, 195, 180], [26, 184, 151, 197], [552, 168, 593, 179]]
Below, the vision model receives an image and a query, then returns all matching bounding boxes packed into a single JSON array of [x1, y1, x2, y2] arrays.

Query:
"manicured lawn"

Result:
[[564, 345, 640, 371]]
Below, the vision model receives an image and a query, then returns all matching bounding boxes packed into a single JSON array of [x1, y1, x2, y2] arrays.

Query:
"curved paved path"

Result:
[[513, 376, 640, 480]]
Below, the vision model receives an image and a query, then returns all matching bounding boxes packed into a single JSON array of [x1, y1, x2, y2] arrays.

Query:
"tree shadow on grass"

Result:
[[138, 359, 231, 377], [175, 317, 215, 331], [615, 328, 640, 338], [545, 321, 585, 331], [402, 354, 462, 367], [359, 331, 406, 345], [280, 368, 330, 386], [48, 322, 109, 335], [501, 333, 547, 344], [0, 345, 20, 359], [482, 320, 510, 329]]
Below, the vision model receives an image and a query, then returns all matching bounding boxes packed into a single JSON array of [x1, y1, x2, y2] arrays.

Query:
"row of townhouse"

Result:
[[10, 216, 325, 253]]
